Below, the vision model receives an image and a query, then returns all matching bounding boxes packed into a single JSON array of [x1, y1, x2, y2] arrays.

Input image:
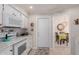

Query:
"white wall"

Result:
[[52, 7, 79, 54], [52, 11, 70, 48], [53, 13, 69, 33], [67, 7, 79, 55], [29, 15, 37, 49]]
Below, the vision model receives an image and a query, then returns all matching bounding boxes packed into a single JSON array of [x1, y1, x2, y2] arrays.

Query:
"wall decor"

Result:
[[55, 32, 69, 46], [30, 23, 34, 31], [57, 23, 65, 31], [31, 28, 34, 31], [30, 23, 34, 27], [74, 18, 79, 25]]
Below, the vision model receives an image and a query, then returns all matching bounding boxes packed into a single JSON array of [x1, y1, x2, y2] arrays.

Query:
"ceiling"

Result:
[[13, 4, 79, 15]]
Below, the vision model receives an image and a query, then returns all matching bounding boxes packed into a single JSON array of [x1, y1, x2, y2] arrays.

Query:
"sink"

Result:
[[2, 36, 12, 42]]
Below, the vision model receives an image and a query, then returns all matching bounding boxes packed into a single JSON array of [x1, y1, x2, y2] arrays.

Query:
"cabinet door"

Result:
[[24, 16, 28, 28], [29, 37, 32, 48], [3, 5, 15, 26], [21, 15, 28, 28], [0, 46, 13, 55], [16, 12, 23, 27], [3, 5, 14, 16], [27, 37, 32, 49], [0, 4, 3, 25], [3, 5, 22, 27], [21, 15, 25, 28]]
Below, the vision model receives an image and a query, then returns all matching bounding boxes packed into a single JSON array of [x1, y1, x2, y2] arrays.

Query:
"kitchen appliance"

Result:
[[16, 28, 29, 37], [13, 39, 27, 55]]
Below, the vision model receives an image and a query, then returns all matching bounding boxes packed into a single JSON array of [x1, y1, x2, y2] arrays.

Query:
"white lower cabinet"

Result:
[[26, 37, 32, 54], [0, 37, 32, 55], [28, 37, 32, 49], [0, 46, 13, 55]]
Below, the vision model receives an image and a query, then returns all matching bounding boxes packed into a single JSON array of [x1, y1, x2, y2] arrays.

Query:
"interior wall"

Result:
[[29, 15, 37, 49], [52, 11, 70, 48], [53, 13, 69, 33], [52, 7, 79, 54], [67, 7, 79, 55]]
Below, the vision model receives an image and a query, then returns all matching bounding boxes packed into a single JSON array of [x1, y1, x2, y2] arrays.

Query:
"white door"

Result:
[[37, 17, 52, 48]]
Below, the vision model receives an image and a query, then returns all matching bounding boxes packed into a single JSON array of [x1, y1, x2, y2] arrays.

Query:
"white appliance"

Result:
[[13, 39, 27, 55]]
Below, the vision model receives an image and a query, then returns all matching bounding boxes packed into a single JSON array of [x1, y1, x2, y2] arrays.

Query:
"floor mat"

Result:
[[29, 48, 49, 55]]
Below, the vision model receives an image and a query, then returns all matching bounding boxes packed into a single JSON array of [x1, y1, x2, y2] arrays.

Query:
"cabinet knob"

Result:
[[10, 50, 13, 52]]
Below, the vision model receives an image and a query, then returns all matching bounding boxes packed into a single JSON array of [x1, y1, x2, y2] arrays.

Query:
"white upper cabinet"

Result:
[[1, 5, 28, 28], [21, 14, 28, 28], [3, 5, 23, 27], [0, 4, 3, 25]]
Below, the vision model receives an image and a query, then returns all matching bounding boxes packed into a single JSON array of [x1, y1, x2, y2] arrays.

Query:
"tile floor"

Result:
[[29, 48, 49, 55], [49, 43, 71, 55], [49, 46, 71, 55], [28, 45, 70, 55]]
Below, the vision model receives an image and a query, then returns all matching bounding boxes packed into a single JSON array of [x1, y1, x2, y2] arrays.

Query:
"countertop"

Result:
[[0, 35, 32, 53]]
